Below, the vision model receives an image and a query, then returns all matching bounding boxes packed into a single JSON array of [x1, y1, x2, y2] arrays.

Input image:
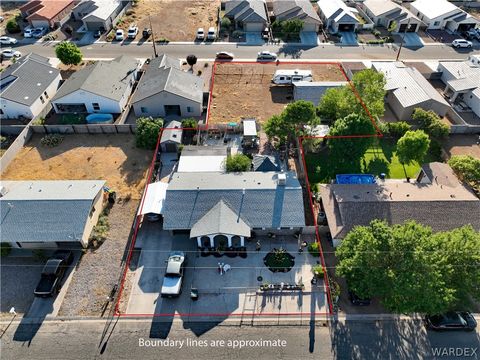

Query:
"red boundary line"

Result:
[[114, 60, 382, 318]]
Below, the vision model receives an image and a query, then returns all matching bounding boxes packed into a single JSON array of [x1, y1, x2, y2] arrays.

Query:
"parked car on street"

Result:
[[348, 290, 372, 306], [161, 251, 186, 298], [142, 28, 152, 39], [127, 25, 138, 39], [451, 39, 473, 48], [196, 28, 205, 40], [257, 51, 277, 61], [0, 36, 18, 45], [34, 251, 74, 297], [115, 29, 124, 41], [1, 48, 22, 58], [425, 312, 477, 331], [215, 51, 234, 60]]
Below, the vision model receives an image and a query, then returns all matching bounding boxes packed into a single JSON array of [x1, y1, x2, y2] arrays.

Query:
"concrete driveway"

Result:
[[245, 32, 264, 45], [339, 31, 358, 46], [402, 33, 424, 48], [300, 31, 319, 45]]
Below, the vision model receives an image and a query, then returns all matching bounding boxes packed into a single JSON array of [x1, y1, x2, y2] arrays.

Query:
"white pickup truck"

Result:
[[161, 251, 186, 297]]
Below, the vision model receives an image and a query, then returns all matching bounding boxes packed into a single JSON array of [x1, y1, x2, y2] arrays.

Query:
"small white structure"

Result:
[[242, 118, 258, 147], [178, 146, 228, 173], [160, 120, 183, 153], [272, 69, 313, 84], [410, 0, 479, 31], [138, 182, 168, 216]]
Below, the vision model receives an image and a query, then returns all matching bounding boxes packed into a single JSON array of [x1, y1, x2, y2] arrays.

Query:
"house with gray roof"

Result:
[[372, 61, 450, 120], [132, 55, 203, 118], [0, 180, 106, 248], [361, 0, 423, 33], [272, 0, 322, 32], [320, 162, 480, 247], [73, 0, 125, 32], [162, 171, 305, 247], [0, 53, 61, 120], [317, 0, 359, 33], [410, 0, 479, 31], [52, 56, 140, 114], [224, 0, 268, 32]]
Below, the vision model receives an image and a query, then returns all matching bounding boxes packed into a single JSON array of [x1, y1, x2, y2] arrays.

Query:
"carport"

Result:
[[190, 200, 251, 248], [338, 23, 355, 31]]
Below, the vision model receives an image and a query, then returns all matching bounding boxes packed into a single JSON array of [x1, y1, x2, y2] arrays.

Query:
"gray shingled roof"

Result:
[[225, 0, 268, 22], [0, 53, 60, 106], [272, 0, 321, 23], [163, 172, 305, 230], [52, 56, 138, 102], [190, 200, 251, 238], [252, 155, 281, 172], [132, 56, 202, 104], [0, 180, 105, 243]]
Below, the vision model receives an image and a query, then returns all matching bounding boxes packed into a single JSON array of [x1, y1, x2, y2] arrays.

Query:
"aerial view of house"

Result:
[[20, 0, 75, 28], [317, 0, 359, 32], [361, 0, 423, 33], [51, 56, 140, 114], [271, 0, 322, 32], [0, 53, 61, 120], [224, 0, 268, 32]]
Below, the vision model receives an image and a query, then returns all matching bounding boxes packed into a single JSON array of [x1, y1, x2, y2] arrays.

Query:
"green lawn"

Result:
[[306, 138, 437, 185]]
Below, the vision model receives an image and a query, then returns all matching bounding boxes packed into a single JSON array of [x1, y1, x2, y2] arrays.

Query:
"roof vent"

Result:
[[0, 186, 7, 197], [277, 173, 286, 186], [450, 194, 456, 198]]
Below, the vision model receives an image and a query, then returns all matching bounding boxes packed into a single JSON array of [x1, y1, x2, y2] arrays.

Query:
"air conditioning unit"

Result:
[[277, 173, 286, 186]]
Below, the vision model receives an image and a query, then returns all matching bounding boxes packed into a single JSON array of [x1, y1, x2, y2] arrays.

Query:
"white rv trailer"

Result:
[[272, 69, 313, 85]]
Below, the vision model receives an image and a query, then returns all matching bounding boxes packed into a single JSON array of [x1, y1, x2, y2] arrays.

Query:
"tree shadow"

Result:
[[365, 157, 390, 177], [379, 139, 395, 163]]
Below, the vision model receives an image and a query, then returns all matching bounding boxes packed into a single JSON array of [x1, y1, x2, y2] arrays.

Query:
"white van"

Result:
[[272, 69, 313, 85]]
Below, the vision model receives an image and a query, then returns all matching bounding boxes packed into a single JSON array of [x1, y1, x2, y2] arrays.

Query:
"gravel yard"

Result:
[[209, 63, 345, 125]]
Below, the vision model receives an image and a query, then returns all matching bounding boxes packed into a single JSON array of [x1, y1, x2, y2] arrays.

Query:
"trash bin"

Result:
[[190, 288, 199, 301]]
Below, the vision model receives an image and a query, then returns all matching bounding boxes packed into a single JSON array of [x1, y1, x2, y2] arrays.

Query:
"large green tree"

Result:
[[336, 220, 480, 314], [396, 130, 430, 166], [226, 154, 251, 172], [327, 113, 376, 167], [412, 108, 450, 139], [264, 100, 319, 144], [317, 69, 386, 122], [135, 117, 163, 149], [448, 155, 480, 187], [55, 41, 83, 66]]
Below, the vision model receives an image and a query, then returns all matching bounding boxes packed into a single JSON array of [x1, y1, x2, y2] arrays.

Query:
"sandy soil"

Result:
[[120, 0, 220, 41], [443, 135, 480, 159], [208, 63, 346, 125], [1, 134, 152, 199]]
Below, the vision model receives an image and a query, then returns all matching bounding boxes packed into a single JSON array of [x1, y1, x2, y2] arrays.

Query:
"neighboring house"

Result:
[[162, 171, 305, 247], [342, 61, 367, 80], [293, 81, 347, 106], [317, 0, 359, 32], [224, 0, 268, 32], [178, 146, 228, 172], [320, 162, 480, 247], [372, 62, 450, 120], [20, 0, 75, 28], [361, 0, 422, 33], [52, 56, 140, 114], [272, 0, 322, 32], [252, 155, 281, 172], [0, 53, 61, 120], [132, 54, 203, 118], [438, 55, 480, 118], [410, 0, 479, 31], [0, 180, 106, 249], [160, 120, 183, 153], [73, 0, 125, 31]]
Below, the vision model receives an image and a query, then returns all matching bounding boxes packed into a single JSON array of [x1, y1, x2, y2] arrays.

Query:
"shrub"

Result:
[[182, 118, 198, 129], [308, 242, 320, 257], [221, 17, 231, 30], [89, 208, 110, 247], [371, 29, 381, 37], [41, 134, 64, 147], [32, 117, 46, 125], [386, 121, 411, 138], [64, 25, 73, 35], [1, 243, 12, 257], [226, 153, 251, 172], [232, 30, 244, 38], [55, 41, 83, 65], [412, 108, 449, 139], [6, 17, 21, 34], [312, 264, 324, 277], [197, 70, 202, 76], [135, 117, 163, 149]]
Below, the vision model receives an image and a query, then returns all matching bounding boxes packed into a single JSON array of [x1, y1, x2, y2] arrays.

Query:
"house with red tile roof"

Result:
[[20, 0, 76, 29]]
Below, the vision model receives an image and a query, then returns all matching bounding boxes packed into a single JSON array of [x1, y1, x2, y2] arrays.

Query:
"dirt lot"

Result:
[[2, 134, 151, 199], [443, 135, 480, 159], [119, 0, 220, 41], [0, 1, 22, 37], [208, 63, 345, 125]]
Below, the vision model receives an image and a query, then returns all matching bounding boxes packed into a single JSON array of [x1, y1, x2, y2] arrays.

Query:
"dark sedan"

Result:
[[425, 312, 477, 331]]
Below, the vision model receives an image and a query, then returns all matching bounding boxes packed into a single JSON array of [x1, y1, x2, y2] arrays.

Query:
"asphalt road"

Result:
[[12, 41, 480, 61], [1, 317, 479, 360]]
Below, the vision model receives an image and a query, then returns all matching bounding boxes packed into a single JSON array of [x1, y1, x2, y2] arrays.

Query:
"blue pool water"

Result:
[[336, 174, 376, 184], [86, 113, 113, 124]]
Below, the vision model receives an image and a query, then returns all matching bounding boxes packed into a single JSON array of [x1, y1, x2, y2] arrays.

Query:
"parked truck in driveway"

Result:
[[34, 251, 73, 297]]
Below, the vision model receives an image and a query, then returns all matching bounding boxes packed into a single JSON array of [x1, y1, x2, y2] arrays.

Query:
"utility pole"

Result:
[[149, 15, 158, 58], [396, 18, 411, 62]]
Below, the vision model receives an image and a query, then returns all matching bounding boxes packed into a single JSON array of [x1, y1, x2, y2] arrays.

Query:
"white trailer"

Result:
[[272, 69, 313, 85]]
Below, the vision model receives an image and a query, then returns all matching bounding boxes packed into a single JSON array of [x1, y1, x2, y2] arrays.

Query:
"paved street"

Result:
[[1, 317, 479, 360], [11, 41, 480, 61]]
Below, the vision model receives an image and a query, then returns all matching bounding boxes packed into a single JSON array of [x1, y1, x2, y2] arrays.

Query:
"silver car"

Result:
[[0, 36, 18, 45], [161, 251, 186, 297]]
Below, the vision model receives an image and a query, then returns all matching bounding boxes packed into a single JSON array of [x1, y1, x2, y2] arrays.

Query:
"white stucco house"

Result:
[[272, 0, 322, 32], [361, 0, 423, 33], [317, 0, 359, 33], [0, 53, 61, 120], [52, 56, 140, 114], [73, 0, 126, 32], [410, 0, 479, 31]]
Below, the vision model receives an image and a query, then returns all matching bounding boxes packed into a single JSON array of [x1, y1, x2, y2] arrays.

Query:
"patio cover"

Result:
[[138, 182, 168, 215], [190, 200, 251, 238]]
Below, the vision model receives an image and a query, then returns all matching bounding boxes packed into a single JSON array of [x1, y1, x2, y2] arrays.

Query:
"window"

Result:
[[44, 91, 49, 99], [92, 103, 100, 111], [141, 107, 148, 113], [434, 21, 440, 26], [40, 95, 45, 104], [187, 106, 192, 113]]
